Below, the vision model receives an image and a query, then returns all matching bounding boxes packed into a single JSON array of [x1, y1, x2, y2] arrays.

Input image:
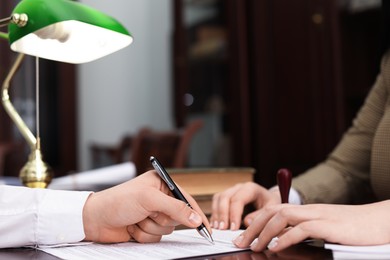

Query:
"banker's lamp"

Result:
[[0, 0, 133, 188]]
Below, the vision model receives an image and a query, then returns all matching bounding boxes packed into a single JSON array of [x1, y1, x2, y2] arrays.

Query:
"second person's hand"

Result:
[[210, 182, 281, 230], [232, 200, 390, 252]]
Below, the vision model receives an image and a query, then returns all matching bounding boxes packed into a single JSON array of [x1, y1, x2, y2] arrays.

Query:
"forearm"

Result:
[[292, 162, 371, 204]]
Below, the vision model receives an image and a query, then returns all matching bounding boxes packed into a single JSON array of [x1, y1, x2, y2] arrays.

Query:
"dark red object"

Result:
[[277, 168, 292, 203]]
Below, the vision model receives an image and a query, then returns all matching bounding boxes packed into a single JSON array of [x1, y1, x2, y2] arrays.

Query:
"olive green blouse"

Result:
[[293, 51, 390, 204]]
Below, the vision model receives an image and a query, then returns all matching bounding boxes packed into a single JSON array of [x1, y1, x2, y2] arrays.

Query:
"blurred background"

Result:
[[0, 0, 384, 187]]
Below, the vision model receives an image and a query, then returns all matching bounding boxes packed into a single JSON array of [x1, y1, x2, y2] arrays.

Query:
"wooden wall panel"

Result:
[[173, 0, 382, 187], [247, 0, 345, 186]]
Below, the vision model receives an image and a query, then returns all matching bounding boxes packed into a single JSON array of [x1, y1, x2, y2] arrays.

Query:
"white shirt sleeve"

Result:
[[269, 186, 302, 205], [0, 185, 91, 248], [288, 188, 303, 205]]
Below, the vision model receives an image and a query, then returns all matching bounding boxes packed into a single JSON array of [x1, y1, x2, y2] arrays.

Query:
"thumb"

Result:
[[146, 190, 203, 228], [171, 200, 203, 228]]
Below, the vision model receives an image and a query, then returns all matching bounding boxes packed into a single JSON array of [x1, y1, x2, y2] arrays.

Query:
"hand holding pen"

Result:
[[150, 156, 214, 244]]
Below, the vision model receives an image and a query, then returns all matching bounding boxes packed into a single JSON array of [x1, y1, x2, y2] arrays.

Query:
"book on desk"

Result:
[[168, 167, 255, 216]]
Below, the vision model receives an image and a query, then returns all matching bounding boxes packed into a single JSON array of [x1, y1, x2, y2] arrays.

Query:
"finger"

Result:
[[210, 192, 221, 228], [149, 212, 180, 227], [210, 191, 231, 228], [129, 224, 163, 243], [231, 183, 275, 229], [137, 217, 175, 236], [251, 205, 321, 251], [232, 206, 279, 249], [228, 199, 247, 230], [126, 226, 136, 242], [244, 209, 264, 227], [266, 222, 315, 252], [214, 185, 243, 230], [227, 184, 260, 230], [251, 212, 290, 251]]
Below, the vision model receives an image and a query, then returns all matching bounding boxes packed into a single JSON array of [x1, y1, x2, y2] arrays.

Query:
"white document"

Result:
[[325, 243, 390, 259], [40, 229, 248, 260], [48, 162, 136, 191]]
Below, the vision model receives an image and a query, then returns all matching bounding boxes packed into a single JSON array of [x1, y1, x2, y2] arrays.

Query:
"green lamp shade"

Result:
[[8, 0, 133, 64]]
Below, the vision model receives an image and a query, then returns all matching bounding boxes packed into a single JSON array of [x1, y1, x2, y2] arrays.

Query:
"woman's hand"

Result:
[[82, 170, 211, 243], [210, 182, 281, 230], [232, 200, 390, 252]]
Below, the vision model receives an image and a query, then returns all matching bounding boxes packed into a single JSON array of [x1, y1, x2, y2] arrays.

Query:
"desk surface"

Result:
[[0, 243, 333, 259]]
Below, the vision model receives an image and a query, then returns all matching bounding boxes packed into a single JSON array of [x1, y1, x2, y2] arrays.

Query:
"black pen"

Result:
[[150, 156, 214, 244]]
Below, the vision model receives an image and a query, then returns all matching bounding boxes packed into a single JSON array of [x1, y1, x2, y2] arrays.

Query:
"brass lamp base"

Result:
[[19, 148, 53, 188]]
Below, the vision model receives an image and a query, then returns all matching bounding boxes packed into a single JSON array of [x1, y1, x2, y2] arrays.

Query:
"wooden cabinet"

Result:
[[173, 0, 382, 187]]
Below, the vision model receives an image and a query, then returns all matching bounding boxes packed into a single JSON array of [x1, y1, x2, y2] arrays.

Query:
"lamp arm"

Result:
[[2, 53, 37, 149], [0, 16, 11, 40], [0, 32, 8, 40], [0, 16, 13, 27]]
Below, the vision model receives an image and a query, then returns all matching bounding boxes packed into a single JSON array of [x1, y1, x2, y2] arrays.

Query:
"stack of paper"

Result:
[[40, 229, 248, 260], [325, 243, 390, 259]]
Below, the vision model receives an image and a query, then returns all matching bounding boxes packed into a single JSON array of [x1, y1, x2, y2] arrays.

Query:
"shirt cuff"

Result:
[[37, 189, 92, 245], [269, 186, 302, 205], [288, 188, 302, 205]]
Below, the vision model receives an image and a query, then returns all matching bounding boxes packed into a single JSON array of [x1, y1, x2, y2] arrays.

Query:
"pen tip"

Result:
[[199, 227, 214, 245], [206, 236, 214, 245]]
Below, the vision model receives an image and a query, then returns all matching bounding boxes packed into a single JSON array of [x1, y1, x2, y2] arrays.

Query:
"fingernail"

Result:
[[213, 221, 219, 229], [267, 237, 279, 249], [219, 221, 225, 229], [250, 239, 258, 250], [246, 218, 253, 225], [189, 212, 201, 224], [233, 234, 244, 246], [230, 222, 236, 230]]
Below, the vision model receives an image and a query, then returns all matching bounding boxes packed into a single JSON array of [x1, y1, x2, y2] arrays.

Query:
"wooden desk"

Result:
[[169, 167, 255, 216], [0, 242, 333, 259]]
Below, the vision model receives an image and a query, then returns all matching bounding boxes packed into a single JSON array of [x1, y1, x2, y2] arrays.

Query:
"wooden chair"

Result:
[[90, 119, 204, 174]]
